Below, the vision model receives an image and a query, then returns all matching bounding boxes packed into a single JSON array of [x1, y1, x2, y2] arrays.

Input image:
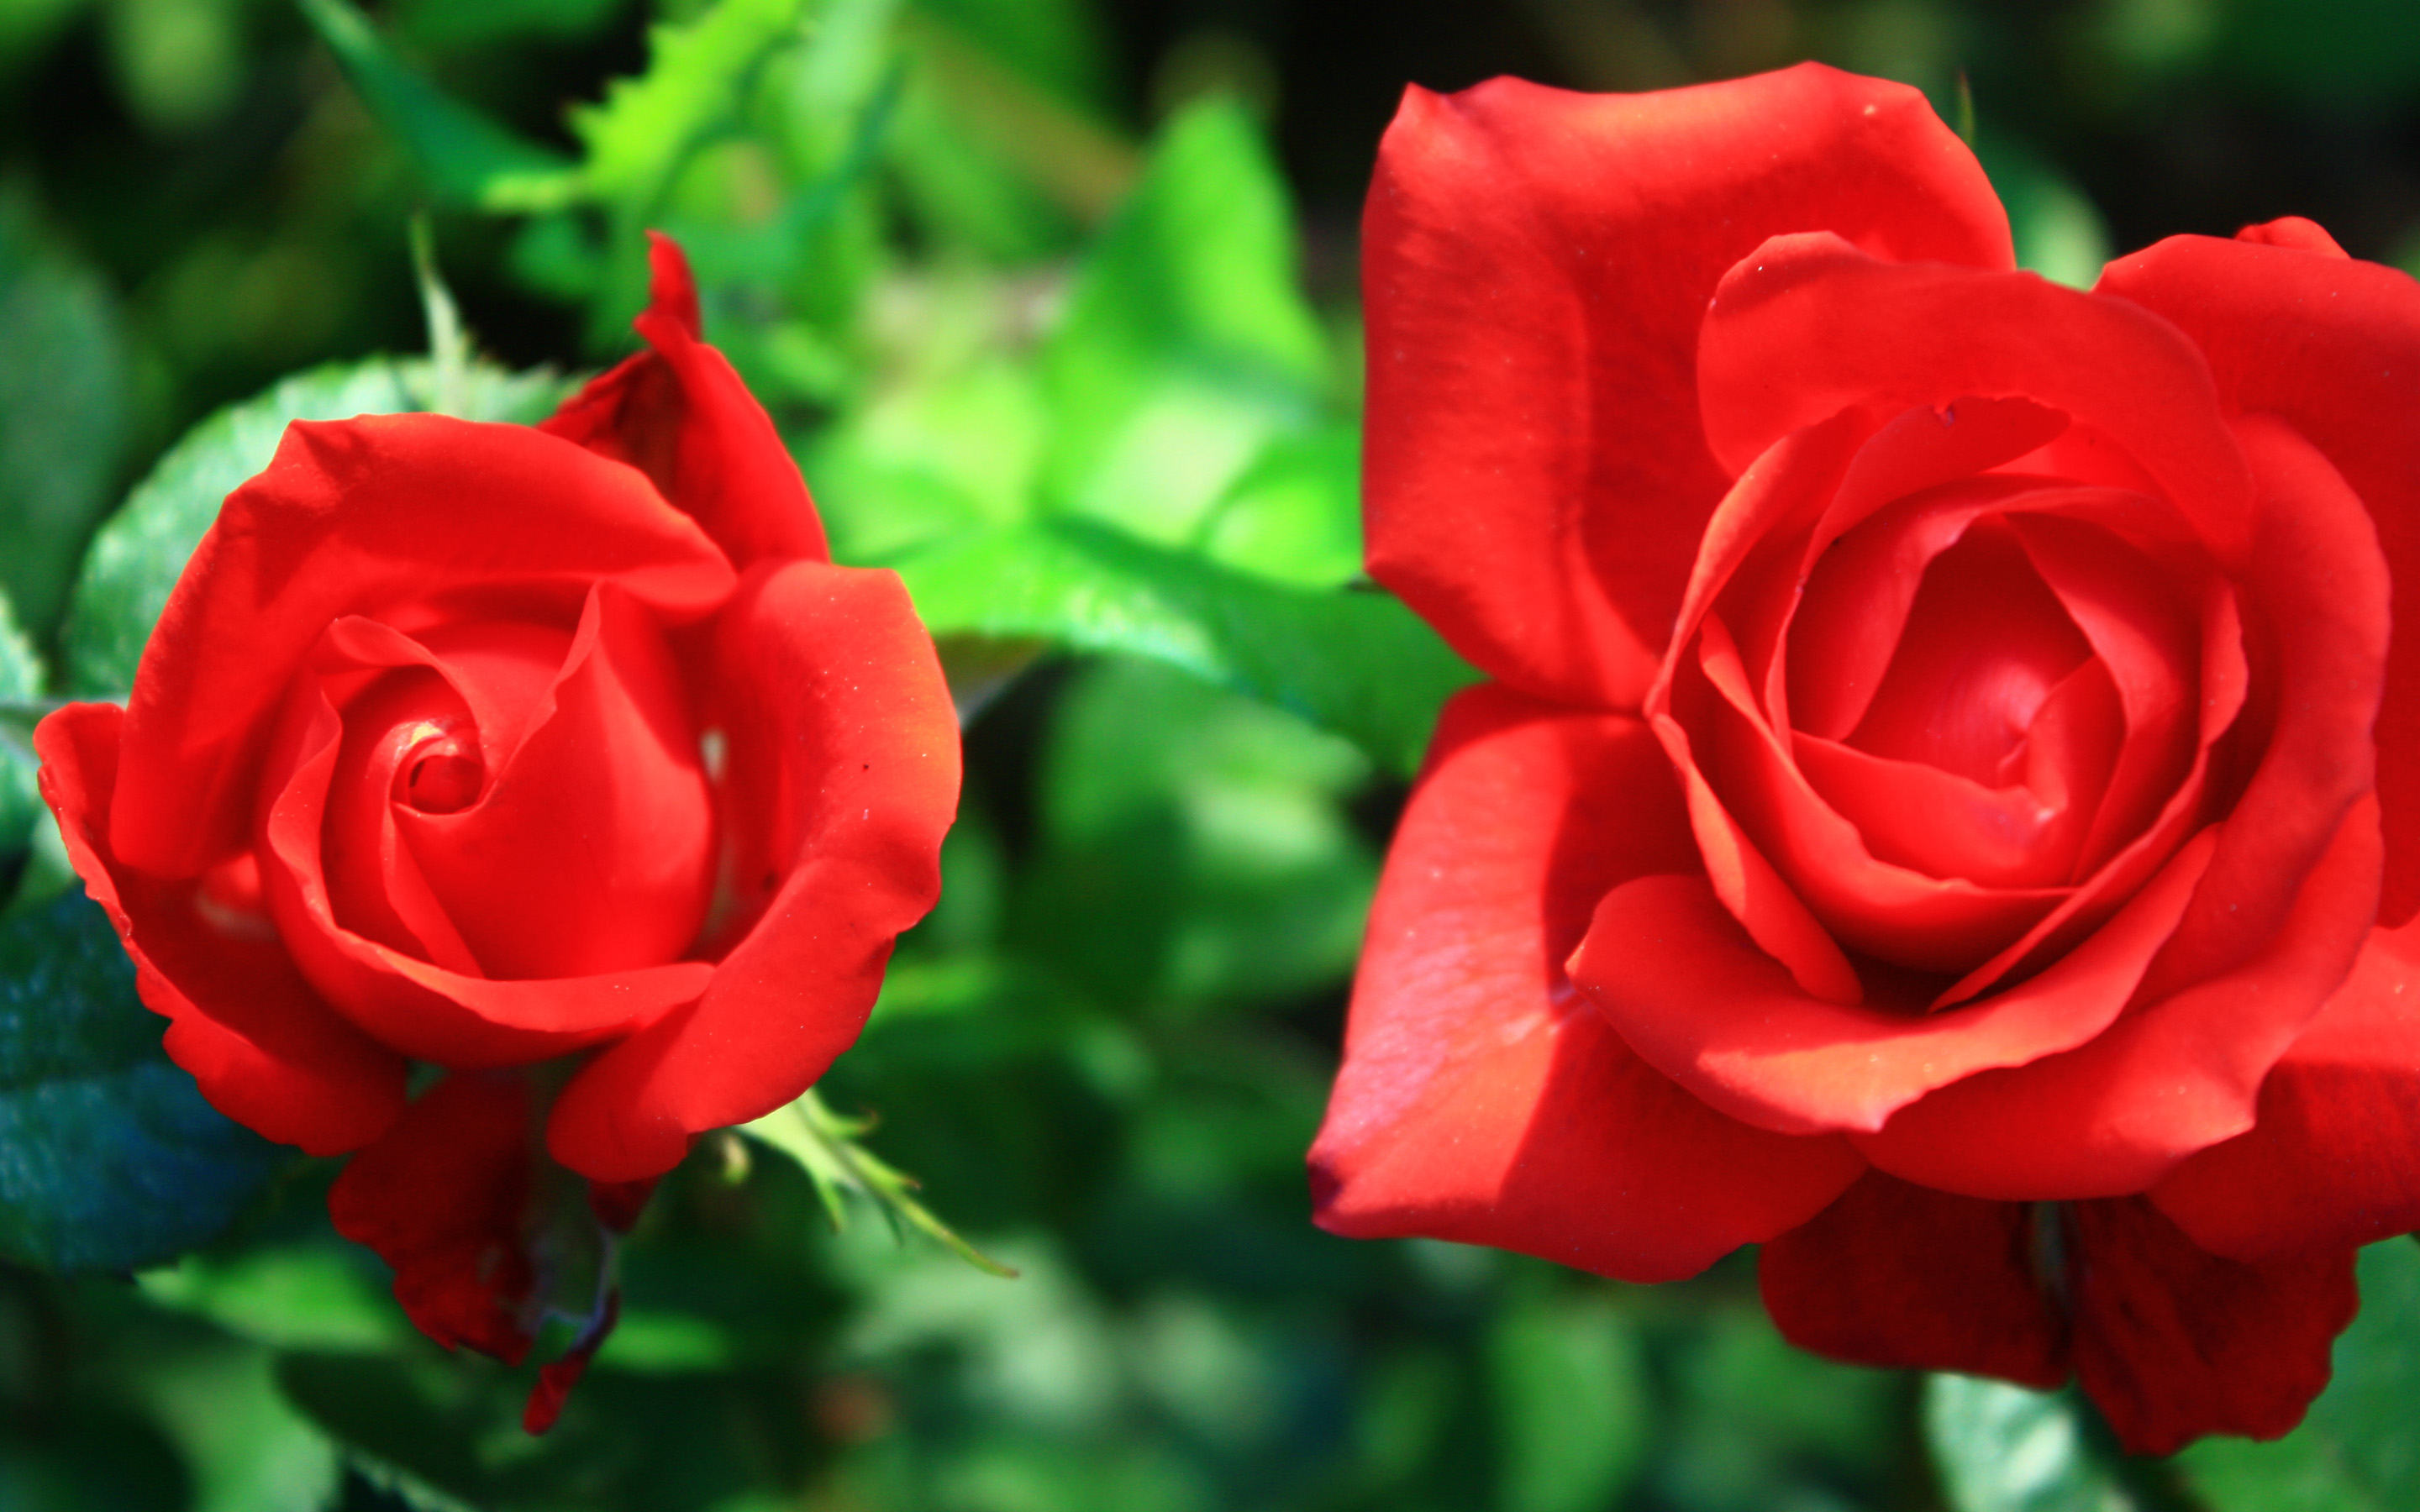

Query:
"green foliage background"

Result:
[[2, 0, 2418, 1508]]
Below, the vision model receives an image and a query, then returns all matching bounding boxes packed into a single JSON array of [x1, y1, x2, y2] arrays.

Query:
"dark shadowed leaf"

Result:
[[0, 891, 288, 1273]]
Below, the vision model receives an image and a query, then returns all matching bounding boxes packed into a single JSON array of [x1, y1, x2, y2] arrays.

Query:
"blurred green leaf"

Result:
[[392, 0, 625, 50], [0, 590, 45, 901], [0, 890, 288, 1273], [1925, 1374, 2144, 1512], [1040, 98, 1329, 543], [299, 0, 582, 212], [119, 1334, 343, 1512], [908, 0, 1108, 113], [897, 518, 1476, 776], [569, 0, 813, 208], [0, 188, 133, 639], [139, 1242, 413, 1354], [1192, 423, 1361, 588], [1975, 134, 2112, 291], [2176, 1240, 2420, 1511], [60, 354, 572, 696], [1489, 1285, 1649, 1512]]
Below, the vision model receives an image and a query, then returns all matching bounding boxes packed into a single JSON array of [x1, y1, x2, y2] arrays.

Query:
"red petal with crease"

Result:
[[112, 416, 735, 879], [1573, 827, 2211, 1137], [548, 560, 959, 1180], [1698, 234, 2252, 563], [542, 232, 828, 571], [2153, 921, 2420, 1259], [2067, 1199, 2354, 1455], [1363, 64, 2008, 710], [1309, 684, 1865, 1282], [328, 1071, 543, 1363], [2096, 227, 2420, 923], [1858, 796, 2381, 1198], [33, 701, 406, 1154], [1760, 1170, 2065, 1388]]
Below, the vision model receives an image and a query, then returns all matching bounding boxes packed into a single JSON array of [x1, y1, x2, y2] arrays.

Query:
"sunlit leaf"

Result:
[[0, 891, 289, 1273], [568, 0, 814, 208], [896, 517, 1477, 776], [60, 355, 572, 696], [1039, 97, 1329, 543]]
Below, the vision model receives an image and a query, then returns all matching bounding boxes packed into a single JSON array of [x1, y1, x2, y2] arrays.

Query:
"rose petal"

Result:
[[2096, 226, 2420, 923], [1855, 795, 2381, 1198], [257, 680, 712, 1067], [1307, 684, 1864, 1281], [1759, 1169, 2065, 1388], [542, 232, 829, 571], [113, 416, 736, 879], [1572, 826, 2212, 1137], [402, 585, 714, 980], [326, 1069, 543, 1363], [2066, 1198, 2354, 1456], [548, 559, 960, 1181], [1363, 64, 2010, 710], [33, 701, 406, 1154], [1698, 233, 2253, 563], [2151, 920, 2420, 1260]]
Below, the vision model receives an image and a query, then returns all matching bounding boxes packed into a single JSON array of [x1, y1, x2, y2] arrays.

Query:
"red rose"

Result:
[[1310, 64, 2420, 1452], [35, 236, 959, 1427]]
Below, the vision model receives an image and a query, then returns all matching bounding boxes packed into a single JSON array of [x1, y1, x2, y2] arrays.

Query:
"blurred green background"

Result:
[[2, 2, 2419, 1509]]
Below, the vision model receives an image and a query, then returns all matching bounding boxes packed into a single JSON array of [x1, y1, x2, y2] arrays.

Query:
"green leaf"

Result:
[[1975, 134, 2112, 291], [0, 590, 47, 897], [1191, 423, 1362, 588], [118, 1334, 343, 1512], [1488, 1284, 1649, 1512], [1924, 1374, 2147, 1512], [2176, 1240, 2420, 1511], [567, 0, 815, 210], [298, 0, 582, 212], [60, 354, 573, 697], [742, 1087, 1017, 1278], [139, 1242, 414, 1354], [1039, 97, 1329, 544], [895, 517, 1478, 776], [0, 890, 288, 1273], [0, 187, 134, 638]]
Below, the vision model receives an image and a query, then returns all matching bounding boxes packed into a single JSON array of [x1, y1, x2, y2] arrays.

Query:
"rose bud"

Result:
[[35, 235, 959, 1430], [1309, 63, 2420, 1453]]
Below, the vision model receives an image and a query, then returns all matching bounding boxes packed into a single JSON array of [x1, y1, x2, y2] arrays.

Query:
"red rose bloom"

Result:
[[1310, 64, 2420, 1452], [35, 236, 959, 1426]]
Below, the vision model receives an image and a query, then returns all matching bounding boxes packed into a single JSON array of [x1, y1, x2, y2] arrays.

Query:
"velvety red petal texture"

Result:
[[1759, 1170, 2065, 1388], [112, 416, 735, 879], [1697, 233, 2252, 562], [541, 233, 829, 571], [1855, 796, 2382, 1198], [2152, 920, 2420, 1259], [2065, 1199, 2355, 1455], [1362, 62, 2010, 711], [1308, 684, 1865, 1281], [34, 701, 407, 1154], [328, 1070, 544, 1363], [547, 559, 959, 1180], [2096, 227, 2420, 924]]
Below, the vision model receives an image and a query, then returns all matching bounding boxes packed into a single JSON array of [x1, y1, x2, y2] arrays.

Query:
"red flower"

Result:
[[35, 236, 960, 1427], [1310, 63, 2420, 1453]]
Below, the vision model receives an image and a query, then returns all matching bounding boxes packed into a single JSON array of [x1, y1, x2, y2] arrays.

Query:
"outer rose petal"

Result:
[[2066, 1199, 2354, 1455], [1308, 684, 1865, 1282], [1697, 233, 2253, 562], [1759, 1170, 2065, 1388], [547, 559, 959, 1180], [541, 233, 829, 570], [34, 701, 406, 1154], [1363, 63, 2010, 711], [2152, 921, 2420, 1260], [328, 1070, 543, 1363], [2095, 227, 2420, 923], [113, 416, 736, 879]]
